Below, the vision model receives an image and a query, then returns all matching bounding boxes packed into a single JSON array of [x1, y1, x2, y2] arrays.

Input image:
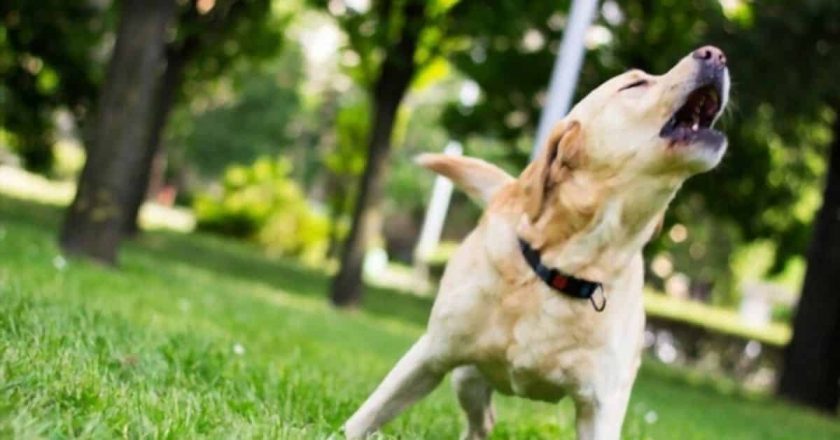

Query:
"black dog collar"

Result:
[[518, 238, 606, 312]]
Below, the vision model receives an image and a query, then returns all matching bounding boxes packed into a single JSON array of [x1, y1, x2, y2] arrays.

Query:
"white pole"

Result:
[[532, 0, 600, 159], [414, 141, 462, 263]]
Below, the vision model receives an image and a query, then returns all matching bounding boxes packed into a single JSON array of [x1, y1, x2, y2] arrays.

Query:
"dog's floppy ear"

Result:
[[520, 120, 584, 221]]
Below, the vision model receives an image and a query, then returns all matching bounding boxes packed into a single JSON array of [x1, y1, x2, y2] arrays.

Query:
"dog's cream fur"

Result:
[[344, 48, 730, 440]]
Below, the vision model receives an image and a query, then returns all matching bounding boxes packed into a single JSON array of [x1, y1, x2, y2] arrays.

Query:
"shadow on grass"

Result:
[[134, 230, 434, 327], [0, 196, 64, 229], [0, 195, 433, 328]]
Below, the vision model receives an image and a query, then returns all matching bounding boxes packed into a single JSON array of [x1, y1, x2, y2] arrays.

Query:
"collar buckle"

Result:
[[589, 284, 607, 312]]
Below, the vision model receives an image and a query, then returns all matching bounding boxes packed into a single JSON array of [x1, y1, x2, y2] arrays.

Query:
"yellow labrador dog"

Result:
[[344, 46, 730, 440]]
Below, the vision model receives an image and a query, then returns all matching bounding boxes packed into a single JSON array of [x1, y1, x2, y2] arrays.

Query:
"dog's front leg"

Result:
[[343, 334, 448, 439], [573, 386, 633, 440]]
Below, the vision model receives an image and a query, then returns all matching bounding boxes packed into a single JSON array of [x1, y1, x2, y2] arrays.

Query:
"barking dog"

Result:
[[344, 46, 730, 440]]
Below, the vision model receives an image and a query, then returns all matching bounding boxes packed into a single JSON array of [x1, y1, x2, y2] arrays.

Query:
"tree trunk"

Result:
[[120, 0, 249, 236], [121, 45, 189, 236], [330, 0, 426, 307], [778, 108, 840, 413], [59, 0, 176, 264]]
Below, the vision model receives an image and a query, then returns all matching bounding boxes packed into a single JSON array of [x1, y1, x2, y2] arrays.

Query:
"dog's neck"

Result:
[[516, 174, 683, 283]]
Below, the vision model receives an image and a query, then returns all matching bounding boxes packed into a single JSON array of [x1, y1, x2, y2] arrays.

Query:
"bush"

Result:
[[194, 157, 329, 264]]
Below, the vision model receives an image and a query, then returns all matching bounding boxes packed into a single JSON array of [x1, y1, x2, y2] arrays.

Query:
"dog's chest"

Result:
[[472, 290, 617, 402]]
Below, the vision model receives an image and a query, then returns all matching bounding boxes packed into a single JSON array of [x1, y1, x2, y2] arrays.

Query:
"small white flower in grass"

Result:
[[52, 255, 67, 271], [232, 342, 245, 356], [644, 410, 658, 424]]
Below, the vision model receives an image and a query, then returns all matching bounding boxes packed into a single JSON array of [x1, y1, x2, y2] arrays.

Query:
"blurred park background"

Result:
[[2, 0, 840, 438]]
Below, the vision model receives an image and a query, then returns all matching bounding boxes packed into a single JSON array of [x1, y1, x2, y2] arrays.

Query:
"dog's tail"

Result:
[[415, 153, 514, 205]]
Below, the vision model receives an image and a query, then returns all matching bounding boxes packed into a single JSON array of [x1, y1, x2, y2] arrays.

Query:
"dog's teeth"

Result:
[[692, 122, 699, 131]]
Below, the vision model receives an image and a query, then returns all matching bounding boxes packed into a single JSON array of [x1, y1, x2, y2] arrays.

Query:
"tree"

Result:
[[121, 0, 284, 235], [2, 1, 285, 237], [780, 111, 840, 412], [59, 0, 177, 263], [311, 0, 453, 306], [331, 0, 426, 306], [322, 95, 368, 259]]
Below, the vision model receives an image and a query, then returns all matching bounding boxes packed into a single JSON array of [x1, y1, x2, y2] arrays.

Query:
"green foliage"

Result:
[[174, 0, 286, 93], [383, 102, 445, 216], [318, 96, 369, 246], [326, 97, 370, 178], [193, 157, 329, 264], [311, 0, 456, 91], [2, 196, 840, 439], [169, 50, 304, 177], [0, 0, 109, 170], [706, 0, 840, 271], [0, 0, 289, 174], [441, 0, 570, 147], [159, 0, 294, 182]]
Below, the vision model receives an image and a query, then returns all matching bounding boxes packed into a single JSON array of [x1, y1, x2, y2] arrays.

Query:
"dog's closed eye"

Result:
[[619, 79, 648, 91]]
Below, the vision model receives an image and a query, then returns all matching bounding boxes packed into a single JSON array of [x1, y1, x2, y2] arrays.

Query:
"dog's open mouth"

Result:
[[659, 82, 724, 145]]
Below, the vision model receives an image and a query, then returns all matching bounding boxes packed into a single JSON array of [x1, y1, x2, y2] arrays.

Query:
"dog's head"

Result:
[[520, 46, 730, 238]]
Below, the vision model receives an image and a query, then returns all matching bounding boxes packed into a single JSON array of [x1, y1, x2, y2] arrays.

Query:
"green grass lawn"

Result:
[[2, 196, 839, 439]]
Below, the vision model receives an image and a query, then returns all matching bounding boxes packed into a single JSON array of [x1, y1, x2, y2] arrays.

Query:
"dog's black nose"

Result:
[[693, 45, 727, 68]]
